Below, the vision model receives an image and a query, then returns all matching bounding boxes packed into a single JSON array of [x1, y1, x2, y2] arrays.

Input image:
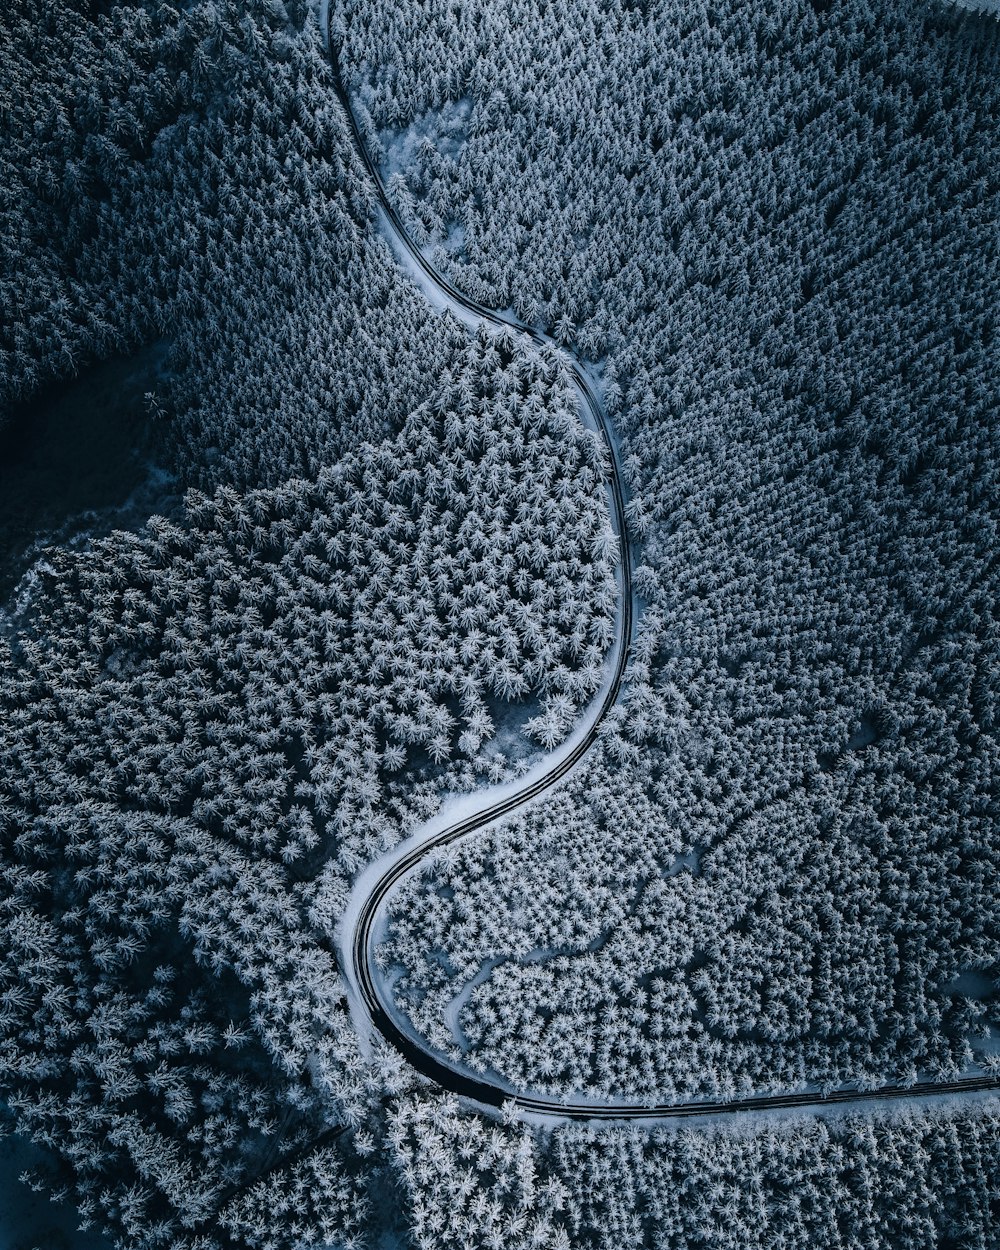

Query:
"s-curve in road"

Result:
[[323, 10, 1000, 1126]]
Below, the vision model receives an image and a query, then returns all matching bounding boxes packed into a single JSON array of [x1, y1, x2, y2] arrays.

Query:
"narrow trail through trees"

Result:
[[322, 8, 1000, 1123]]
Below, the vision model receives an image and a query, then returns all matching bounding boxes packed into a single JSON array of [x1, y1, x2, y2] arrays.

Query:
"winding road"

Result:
[[324, 13, 1000, 1123]]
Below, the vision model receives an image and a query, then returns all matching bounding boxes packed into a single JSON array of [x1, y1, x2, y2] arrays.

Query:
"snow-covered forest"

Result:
[[391, 1094, 1000, 1250], [3, 0, 1000, 1245], [350, 0, 1000, 1096], [0, 317, 615, 1240], [2, 0, 464, 486]]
